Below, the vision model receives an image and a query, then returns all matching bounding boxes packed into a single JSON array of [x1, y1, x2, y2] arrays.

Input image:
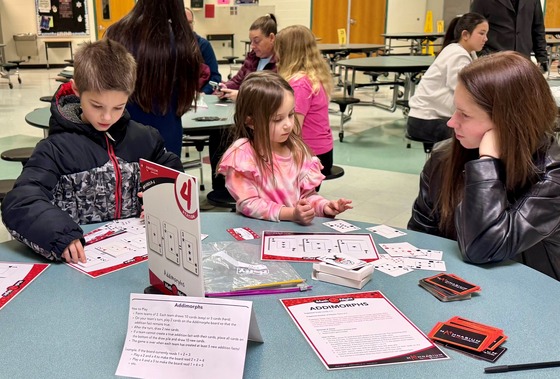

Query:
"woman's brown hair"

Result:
[[437, 51, 557, 235], [105, 0, 201, 116]]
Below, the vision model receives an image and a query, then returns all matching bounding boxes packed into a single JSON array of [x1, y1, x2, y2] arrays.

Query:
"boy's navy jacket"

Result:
[[1, 82, 183, 261]]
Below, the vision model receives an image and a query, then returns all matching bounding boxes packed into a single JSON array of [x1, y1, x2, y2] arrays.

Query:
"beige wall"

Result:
[[1, 0, 449, 65]]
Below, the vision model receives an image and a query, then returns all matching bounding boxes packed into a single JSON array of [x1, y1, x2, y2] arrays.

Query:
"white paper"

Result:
[[67, 218, 148, 277], [116, 293, 260, 379], [261, 231, 379, 262], [281, 291, 448, 370]]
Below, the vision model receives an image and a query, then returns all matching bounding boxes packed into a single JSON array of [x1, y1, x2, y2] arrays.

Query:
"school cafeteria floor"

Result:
[[0, 65, 430, 243]]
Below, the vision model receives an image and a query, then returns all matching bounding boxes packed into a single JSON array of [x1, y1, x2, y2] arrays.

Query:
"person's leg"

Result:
[[315, 150, 334, 192], [317, 150, 334, 177], [208, 128, 233, 192], [406, 116, 452, 143]]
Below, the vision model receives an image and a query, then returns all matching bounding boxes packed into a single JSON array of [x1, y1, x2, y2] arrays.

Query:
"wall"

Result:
[[192, 0, 310, 58], [190, 4, 275, 59], [1, 0, 450, 65], [0, 0, 96, 65]]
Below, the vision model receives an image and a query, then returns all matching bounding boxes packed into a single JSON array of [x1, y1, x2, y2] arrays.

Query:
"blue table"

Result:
[[0, 212, 558, 378]]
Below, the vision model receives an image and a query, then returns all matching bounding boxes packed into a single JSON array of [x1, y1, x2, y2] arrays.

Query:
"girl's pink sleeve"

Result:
[[226, 170, 284, 222], [218, 141, 284, 221], [300, 156, 329, 217]]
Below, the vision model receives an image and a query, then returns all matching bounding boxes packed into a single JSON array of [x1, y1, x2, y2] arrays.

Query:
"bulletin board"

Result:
[[35, 0, 90, 36]]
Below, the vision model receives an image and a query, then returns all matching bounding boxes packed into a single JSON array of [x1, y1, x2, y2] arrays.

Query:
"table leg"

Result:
[[45, 43, 49, 69]]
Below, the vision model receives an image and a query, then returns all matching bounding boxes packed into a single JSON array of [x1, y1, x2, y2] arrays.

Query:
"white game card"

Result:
[[373, 254, 413, 277], [366, 224, 407, 239], [323, 220, 361, 233], [379, 242, 423, 257], [401, 257, 447, 271]]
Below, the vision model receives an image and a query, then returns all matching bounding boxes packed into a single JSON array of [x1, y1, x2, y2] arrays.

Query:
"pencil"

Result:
[[235, 279, 305, 290], [484, 360, 560, 373]]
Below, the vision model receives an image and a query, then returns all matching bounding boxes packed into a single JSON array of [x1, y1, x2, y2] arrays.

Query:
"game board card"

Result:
[[77, 253, 111, 268], [373, 254, 413, 277], [323, 220, 361, 233], [401, 257, 446, 271], [95, 241, 135, 257], [366, 224, 407, 239]]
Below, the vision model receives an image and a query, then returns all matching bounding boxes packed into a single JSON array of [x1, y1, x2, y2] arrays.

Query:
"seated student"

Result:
[[217, 13, 278, 101], [217, 72, 352, 225], [275, 25, 334, 178], [210, 14, 278, 198], [1, 40, 182, 264], [407, 13, 488, 143], [408, 51, 560, 280], [185, 7, 221, 95]]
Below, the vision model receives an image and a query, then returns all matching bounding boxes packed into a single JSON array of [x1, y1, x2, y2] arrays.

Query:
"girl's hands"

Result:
[[293, 199, 315, 225], [324, 198, 353, 217]]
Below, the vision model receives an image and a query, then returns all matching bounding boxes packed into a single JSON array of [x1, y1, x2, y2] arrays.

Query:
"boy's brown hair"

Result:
[[73, 39, 136, 95]]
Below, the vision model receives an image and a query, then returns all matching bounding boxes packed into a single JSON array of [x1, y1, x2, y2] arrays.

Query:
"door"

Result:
[[311, 0, 387, 45], [95, 0, 136, 39], [545, 0, 560, 28]]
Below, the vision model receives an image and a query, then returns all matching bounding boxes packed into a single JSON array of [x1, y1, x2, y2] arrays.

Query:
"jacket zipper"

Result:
[[105, 134, 122, 219]]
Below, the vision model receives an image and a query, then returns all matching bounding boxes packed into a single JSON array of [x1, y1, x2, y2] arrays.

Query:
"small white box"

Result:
[[312, 261, 374, 281], [312, 270, 372, 289]]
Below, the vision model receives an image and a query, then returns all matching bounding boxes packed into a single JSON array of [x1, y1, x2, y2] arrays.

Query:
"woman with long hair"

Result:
[[408, 51, 560, 280], [105, 0, 201, 156]]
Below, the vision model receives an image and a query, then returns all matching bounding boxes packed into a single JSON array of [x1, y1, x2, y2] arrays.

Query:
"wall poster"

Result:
[[35, 0, 90, 36]]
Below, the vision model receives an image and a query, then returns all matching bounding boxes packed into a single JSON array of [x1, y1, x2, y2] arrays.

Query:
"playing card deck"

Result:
[[428, 317, 507, 362], [312, 253, 374, 288], [419, 273, 480, 301]]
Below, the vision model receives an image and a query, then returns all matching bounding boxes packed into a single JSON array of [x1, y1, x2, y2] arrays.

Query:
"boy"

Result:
[[1, 39, 183, 264]]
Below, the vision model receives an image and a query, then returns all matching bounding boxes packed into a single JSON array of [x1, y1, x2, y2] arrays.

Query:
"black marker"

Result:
[[485, 360, 560, 374]]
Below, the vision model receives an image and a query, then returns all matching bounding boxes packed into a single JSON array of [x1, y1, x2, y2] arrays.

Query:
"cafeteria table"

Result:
[[1, 212, 559, 378], [381, 32, 444, 55], [333, 56, 434, 143]]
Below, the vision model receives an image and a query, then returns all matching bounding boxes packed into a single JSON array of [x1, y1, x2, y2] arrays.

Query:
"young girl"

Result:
[[408, 51, 560, 280], [217, 72, 352, 225], [275, 25, 334, 177], [407, 12, 488, 143]]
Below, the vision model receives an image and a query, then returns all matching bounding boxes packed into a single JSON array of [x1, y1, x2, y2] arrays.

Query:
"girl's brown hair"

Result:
[[227, 71, 312, 179], [437, 51, 557, 235]]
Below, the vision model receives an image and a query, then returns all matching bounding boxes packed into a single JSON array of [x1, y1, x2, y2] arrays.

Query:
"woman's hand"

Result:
[[479, 129, 500, 159], [218, 88, 239, 101]]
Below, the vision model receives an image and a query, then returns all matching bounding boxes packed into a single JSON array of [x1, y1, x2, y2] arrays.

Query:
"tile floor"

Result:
[[0, 65, 429, 243]]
